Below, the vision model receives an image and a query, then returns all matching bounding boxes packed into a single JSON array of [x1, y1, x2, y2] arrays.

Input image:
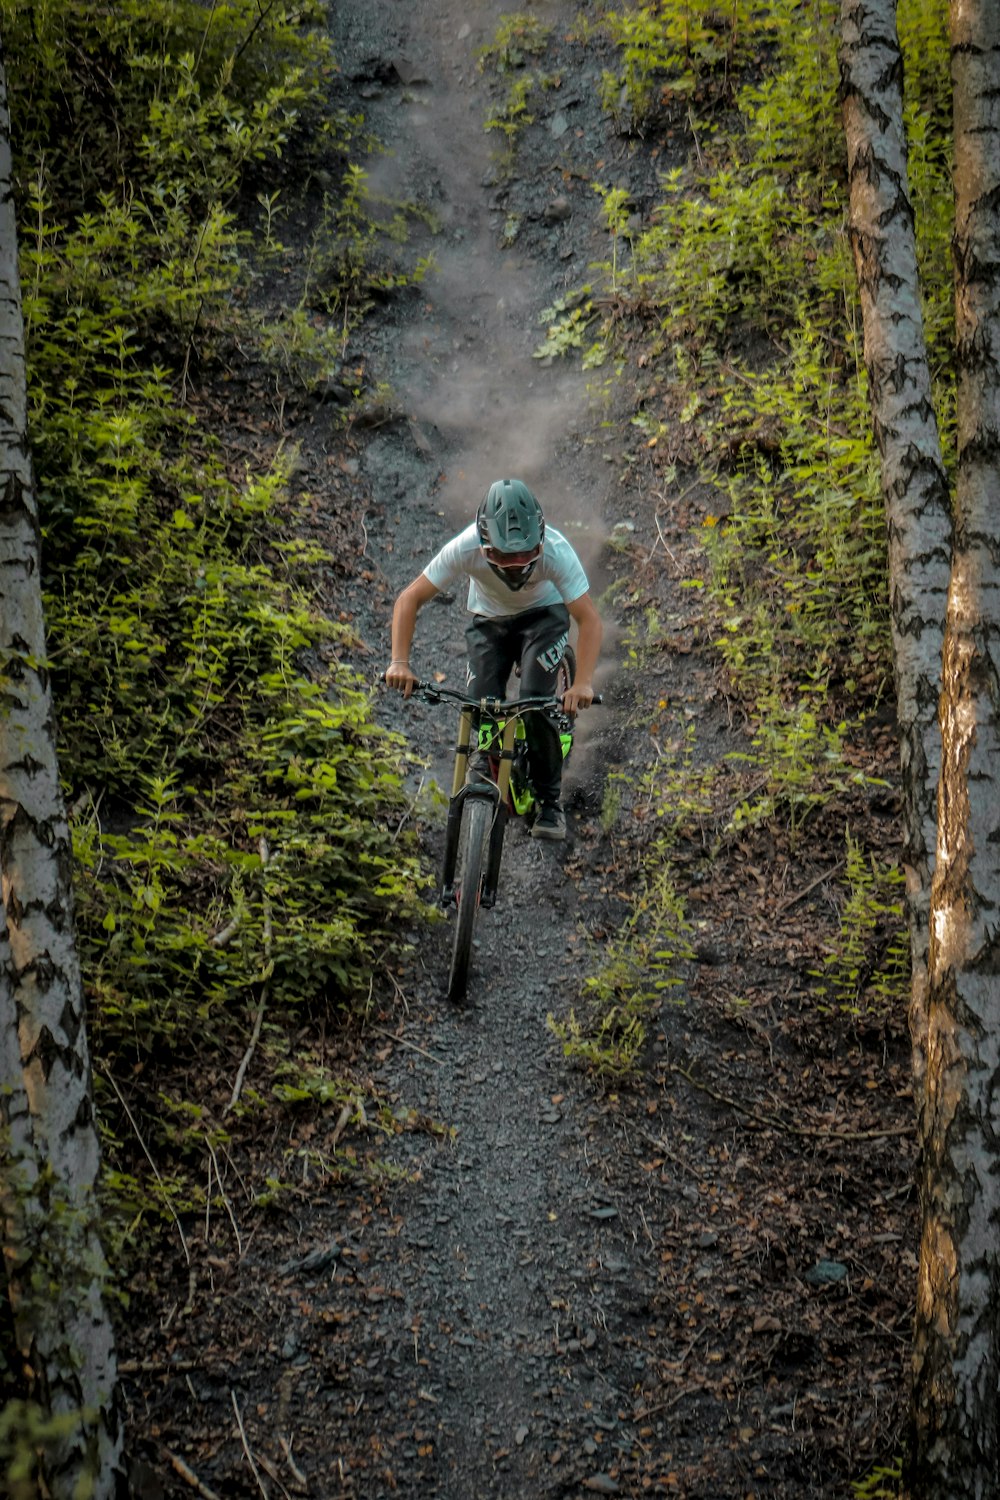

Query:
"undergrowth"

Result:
[[478, 13, 555, 166], [550, 862, 691, 1077], [3, 0, 432, 1244], [527, 0, 951, 1052]]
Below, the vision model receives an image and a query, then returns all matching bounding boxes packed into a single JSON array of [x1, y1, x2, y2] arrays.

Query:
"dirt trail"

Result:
[[322, 2, 665, 1494]]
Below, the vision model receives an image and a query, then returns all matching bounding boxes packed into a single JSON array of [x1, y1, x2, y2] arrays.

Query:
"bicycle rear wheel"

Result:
[[447, 797, 491, 1004]]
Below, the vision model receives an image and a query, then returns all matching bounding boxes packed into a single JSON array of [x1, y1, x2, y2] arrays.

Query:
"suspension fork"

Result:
[[440, 709, 474, 902], [482, 717, 517, 908]]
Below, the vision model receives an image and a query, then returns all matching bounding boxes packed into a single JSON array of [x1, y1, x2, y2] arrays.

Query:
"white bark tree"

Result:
[[909, 2, 1000, 1491], [842, 1, 1000, 1492], [840, 0, 953, 1107], [0, 47, 123, 1499]]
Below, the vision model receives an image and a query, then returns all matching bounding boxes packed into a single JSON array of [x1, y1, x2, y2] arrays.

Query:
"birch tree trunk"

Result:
[[0, 50, 123, 1498], [906, 4, 1000, 1491], [839, 0, 952, 1115]]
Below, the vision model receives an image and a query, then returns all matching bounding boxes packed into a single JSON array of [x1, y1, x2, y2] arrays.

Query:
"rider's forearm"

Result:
[[390, 593, 420, 666], [573, 612, 603, 686]]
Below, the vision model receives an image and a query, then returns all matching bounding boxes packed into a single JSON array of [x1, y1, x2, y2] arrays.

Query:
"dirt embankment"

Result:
[[122, 3, 916, 1497]]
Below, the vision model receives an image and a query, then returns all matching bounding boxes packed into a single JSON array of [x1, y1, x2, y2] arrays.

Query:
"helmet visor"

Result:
[[483, 544, 541, 569]]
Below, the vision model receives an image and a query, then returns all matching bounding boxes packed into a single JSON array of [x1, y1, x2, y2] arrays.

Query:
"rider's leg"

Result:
[[464, 617, 519, 781], [515, 605, 570, 808], [465, 616, 518, 698]]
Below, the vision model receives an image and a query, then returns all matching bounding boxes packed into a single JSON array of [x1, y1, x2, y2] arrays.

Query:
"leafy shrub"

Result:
[[3, 4, 431, 1156], [576, 0, 950, 717], [812, 832, 909, 1019], [551, 864, 691, 1077], [598, 0, 779, 131]]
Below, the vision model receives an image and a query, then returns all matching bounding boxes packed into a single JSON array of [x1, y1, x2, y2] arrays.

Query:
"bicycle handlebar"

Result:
[[405, 680, 602, 713]]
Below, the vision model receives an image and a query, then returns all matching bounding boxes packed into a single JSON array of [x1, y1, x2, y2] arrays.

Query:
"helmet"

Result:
[[476, 479, 545, 590]]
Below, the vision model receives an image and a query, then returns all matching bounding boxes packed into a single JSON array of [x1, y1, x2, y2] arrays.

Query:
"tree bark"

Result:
[[0, 49, 122, 1498], [906, 4, 1000, 1492], [839, 0, 952, 1111]]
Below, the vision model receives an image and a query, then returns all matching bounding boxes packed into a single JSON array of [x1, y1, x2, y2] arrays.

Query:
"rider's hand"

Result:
[[561, 681, 595, 715], [385, 660, 419, 699]]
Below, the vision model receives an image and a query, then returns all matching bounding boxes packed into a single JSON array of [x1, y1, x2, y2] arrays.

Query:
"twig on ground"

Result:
[[100, 1065, 191, 1266], [369, 1023, 443, 1065], [651, 509, 680, 570], [636, 1330, 709, 1418], [279, 1436, 309, 1491], [226, 838, 272, 1113], [231, 1389, 270, 1499], [120, 1358, 201, 1375], [632, 1122, 707, 1180], [774, 858, 846, 914], [163, 1447, 222, 1500], [329, 1100, 354, 1149], [206, 1135, 243, 1256]]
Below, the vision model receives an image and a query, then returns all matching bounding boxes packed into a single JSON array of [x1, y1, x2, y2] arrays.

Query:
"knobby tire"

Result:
[[447, 797, 491, 1004]]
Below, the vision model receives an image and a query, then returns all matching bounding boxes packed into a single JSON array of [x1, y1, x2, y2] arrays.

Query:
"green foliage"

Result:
[[290, 166, 436, 331], [852, 1456, 904, 1499], [485, 73, 538, 143], [644, 722, 718, 846], [535, 289, 599, 360], [551, 865, 691, 1077], [812, 832, 909, 1018], [726, 697, 870, 843], [3, 0, 433, 1229], [703, 332, 891, 700], [1, 0, 332, 205], [478, 12, 554, 157], [578, 0, 951, 721], [598, 0, 777, 131], [477, 13, 552, 73], [0, 1402, 92, 1500]]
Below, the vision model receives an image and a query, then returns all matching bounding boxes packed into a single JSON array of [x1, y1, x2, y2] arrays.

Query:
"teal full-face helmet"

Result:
[[476, 478, 545, 590]]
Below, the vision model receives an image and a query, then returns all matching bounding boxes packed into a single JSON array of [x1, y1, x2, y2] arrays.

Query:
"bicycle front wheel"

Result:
[[447, 797, 491, 1004]]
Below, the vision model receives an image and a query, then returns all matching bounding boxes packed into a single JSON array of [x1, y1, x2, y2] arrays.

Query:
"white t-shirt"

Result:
[[423, 523, 590, 619]]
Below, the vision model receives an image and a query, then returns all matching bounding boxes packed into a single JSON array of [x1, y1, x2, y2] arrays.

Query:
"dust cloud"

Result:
[[354, 5, 611, 578]]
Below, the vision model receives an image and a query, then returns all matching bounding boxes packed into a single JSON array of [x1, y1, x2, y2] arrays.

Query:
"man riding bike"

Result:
[[385, 478, 602, 841]]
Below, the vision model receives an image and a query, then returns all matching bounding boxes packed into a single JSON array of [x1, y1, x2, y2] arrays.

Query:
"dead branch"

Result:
[[632, 1122, 707, 1180], [279, 1436, 309, 1491], [774, 858, 846, 914], [211, 914, 241, 948], [207, 1134, 243, 1255], [668, 1063, 913, 1142], [329, 1101, 354, 1150]]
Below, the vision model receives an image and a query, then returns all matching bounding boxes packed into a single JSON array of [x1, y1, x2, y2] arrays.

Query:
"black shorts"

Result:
[[464, 603, 570, 699]]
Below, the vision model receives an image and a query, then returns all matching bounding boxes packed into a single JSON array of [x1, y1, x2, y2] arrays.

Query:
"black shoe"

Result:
[[531, 804, 566, 841]]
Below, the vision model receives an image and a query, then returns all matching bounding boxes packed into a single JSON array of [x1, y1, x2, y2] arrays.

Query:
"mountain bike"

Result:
[[408, 649, 598, 1002]]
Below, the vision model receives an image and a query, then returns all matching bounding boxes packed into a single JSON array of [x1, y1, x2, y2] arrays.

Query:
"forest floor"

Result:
[[121, 3, 917, 1497]]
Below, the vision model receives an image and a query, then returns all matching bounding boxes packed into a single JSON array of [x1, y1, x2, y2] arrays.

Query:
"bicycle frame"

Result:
[[443, 701, 548, 910], [409, 684, 567, 910], [395, 677, 599, 1002]]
